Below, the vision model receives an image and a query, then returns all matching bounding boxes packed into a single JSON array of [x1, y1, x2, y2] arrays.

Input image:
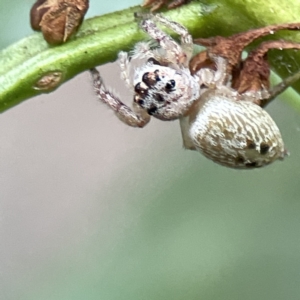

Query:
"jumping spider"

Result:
[[90, 14, 300, 169]]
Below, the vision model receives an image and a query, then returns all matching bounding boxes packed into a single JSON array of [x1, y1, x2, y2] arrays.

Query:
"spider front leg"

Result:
[[90, 68, 150, 128], [118, 51, 133, 91], [136, 13, 193, 66], [196, 56, 229, 88], [152, 14, 193, 49], [266, 70, 300, 106]]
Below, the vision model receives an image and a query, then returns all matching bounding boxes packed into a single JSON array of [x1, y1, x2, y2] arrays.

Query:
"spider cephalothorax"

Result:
[[133, 61, 200, 120], [90, 14, 300, 169]]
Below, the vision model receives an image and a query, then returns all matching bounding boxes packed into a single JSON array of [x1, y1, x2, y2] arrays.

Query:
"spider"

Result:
[[90, 13, 300, 169]]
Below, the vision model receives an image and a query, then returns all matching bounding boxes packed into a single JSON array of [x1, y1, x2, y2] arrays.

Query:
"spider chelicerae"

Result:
[[90, 13, 300, 169]]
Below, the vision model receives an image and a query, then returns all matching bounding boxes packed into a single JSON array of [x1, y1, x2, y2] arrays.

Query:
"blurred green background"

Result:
[[1, 1, 300, 300]]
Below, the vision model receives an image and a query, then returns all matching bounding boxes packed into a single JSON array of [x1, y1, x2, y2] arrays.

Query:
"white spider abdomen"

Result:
[[189, 90, 286, 168]]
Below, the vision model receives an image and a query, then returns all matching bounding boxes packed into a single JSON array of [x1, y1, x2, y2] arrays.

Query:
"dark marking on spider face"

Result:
[[260, 143, 270, 155], [147, 106, 158, 115], [153, 93, 165, 102]]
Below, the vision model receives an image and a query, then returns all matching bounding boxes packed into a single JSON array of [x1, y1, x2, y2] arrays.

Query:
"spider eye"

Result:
[[165, 79, 176, 91], [134, 82, 148, 95], [142, 72, 159, 86]]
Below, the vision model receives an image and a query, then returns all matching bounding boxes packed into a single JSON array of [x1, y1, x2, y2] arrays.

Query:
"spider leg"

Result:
[[136, 13, 193, 66], [90, 68, 150, 127], [179, 115, 196, 150], [265, 70, 300, 106], [118, 51, 133, 91], [196, 56, 229, 87], [212, 56, 228, 85], [152, 14, 193, 50], [130, 41, 164, 63]]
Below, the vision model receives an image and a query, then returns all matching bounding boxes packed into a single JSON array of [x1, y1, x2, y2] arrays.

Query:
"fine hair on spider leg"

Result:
[[90, 67, 150, 127]]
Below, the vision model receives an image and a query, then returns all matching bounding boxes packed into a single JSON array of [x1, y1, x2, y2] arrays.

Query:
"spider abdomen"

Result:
[[189, 92, 286, 168]]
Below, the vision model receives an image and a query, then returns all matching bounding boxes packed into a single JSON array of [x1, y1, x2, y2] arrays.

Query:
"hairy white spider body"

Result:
[[181, 88, 285, 168], [90, 14, 294, 169]]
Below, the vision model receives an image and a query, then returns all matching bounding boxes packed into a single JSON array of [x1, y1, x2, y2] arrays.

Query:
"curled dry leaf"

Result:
[[30, 0, 89, 44], [189, 23, 300, 106], [142, 0, 190, 11]]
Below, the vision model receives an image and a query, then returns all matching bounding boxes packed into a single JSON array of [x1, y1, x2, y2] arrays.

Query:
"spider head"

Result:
[[133, 60, 200, 120]]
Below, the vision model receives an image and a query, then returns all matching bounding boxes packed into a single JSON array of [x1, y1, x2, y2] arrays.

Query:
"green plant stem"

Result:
[[1, 0, 300, 113]]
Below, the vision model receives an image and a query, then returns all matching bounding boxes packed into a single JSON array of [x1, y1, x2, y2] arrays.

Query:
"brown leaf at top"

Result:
[[232, 40, 300, 93], [190, 23, 300, 99], [142, 0, 190, 11]]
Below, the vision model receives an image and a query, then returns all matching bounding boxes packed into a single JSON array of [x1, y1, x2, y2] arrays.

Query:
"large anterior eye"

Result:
[[165, 79, 176, 92], [140, 70, 161, 87], [134, 82, 148, 95]]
